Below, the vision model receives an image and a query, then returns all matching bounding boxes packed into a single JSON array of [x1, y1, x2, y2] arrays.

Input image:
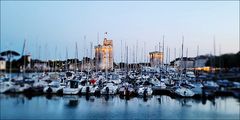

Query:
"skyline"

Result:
[[1, 1, 239, 63]]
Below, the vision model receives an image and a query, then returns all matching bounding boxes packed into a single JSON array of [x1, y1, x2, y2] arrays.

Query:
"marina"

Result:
[[1, 35, 240, 120], [0, 34, 240, 120], [1, 35, 239, 99], [1, 1, 239, 119], [0, 71, 239, 98]]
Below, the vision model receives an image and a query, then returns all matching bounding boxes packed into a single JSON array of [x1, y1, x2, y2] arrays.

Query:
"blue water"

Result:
[[0, 94, 239, 119]]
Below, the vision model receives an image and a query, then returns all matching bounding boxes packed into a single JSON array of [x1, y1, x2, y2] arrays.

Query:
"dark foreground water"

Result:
[[0, 94, 239, 120]]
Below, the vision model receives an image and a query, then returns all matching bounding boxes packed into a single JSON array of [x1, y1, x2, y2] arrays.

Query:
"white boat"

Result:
[[100, 83, 118, 95], [141, 74, 150, 80], [81, 85, 99, 95], [137, 86, 153, 96], [233, 82, 240, 88], [63, 80, 82, 95], [119, 82, 135, 96], [0, 81, 14, 93], [0, 73, 9, 82], [203, 81, 219, 89], [12, 75, 35, 84], [12, 83, 31, 93], [186, 71, 196, 80], [190, 82, 203, 95], [108, 74, 121, 84], [175, 86, 195, 97], [119, 86, 135, 96], [152, 78, 167, 89], [90, 85, 99, 94], [33, 80, 48, 88], [43, 81, 65, 94], [156, 82, 167, 89], [65, 71, 76, 81]]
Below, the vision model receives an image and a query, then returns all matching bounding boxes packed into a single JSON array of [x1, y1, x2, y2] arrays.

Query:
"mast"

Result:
[[121, 39, 123, 64], [83, 35, 86, 72], [165, 46, 168, 65], [120, 39, 123, 70], [197, 45, 199, 57], [185, 48, 188, 72], [66, 47, 68, 72], [219, 44, 222, 75], [141, 47, 143, 63], [97, 32, 99, 45], [195, 45, 199, 74], [165, 46, 168, 71], [168, 47, 171, 65], [22, 39, 26, 75], [174, 48, 176, 61], [159, 42, 161, 52], [75, 42, 78, 73], [136, 40, 138, 71], [90, 42, 93, 72], [133, 45, 135, 71], [144, 41, 146, 66], [213, 36, 216, 74], [38, 45, 42, 72], [195, 45, 199, 73], [180, 36, 184, 78], [96, 33, 99, 72], [181, 36, 184, 60], [0, 34, 1, 55], [162, 36, 165, 70], [22, 39, 26, 56], [104, 32, 108, 79], [126, 45, 129, 72], [54, 46, 57, 72], [159, 42, 161, 67], [44, 44, 48, 73], [129, 47, 131, 71], [124, 42, 127, 71]]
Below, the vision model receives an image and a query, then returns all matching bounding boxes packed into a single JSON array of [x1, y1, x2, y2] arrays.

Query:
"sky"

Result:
[[1, 1, 239, 63]]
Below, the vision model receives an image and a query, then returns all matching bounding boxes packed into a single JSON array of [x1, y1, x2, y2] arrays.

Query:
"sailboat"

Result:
[[43, 81, 65, 94], [0, 81, 14, 93], [118, 82, 135, 96], [81, 83, 99, 95], [11, 39, 33, 93], [100, 82, 118, 95], [63, 78, 82, 95], [63, 59, 82, 95], [173, 36, 195, 97], [137, 86, 153, 96], [174, 86, 195, 97]]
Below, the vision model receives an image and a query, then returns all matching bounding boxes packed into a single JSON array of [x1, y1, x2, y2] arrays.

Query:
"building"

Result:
[[173, 57, 195, 69], [0, 57, 6, 70], [95, 38, 113, 70], [194, 55, 209, 68], [149, 51, 163, 67], [18, 55, 31, 71], [32, 59, 49, 71]]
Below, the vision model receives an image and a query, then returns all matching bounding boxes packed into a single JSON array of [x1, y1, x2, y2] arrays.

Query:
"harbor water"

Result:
[[0, 94, 239, 119]]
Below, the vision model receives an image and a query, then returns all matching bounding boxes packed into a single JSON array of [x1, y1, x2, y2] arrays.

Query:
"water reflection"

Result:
[[85, 95, 90, 101], [45, 94, 53, 100], [119, 95, 135, 101], [89, 96, 95, 102], [143, 97, 148, 102], [67, 100, 79, 107], [13, 94, 25, 105], [102, 95, 110, 101], [0, 94, 239, 119], [63, 95, 79, 108]]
